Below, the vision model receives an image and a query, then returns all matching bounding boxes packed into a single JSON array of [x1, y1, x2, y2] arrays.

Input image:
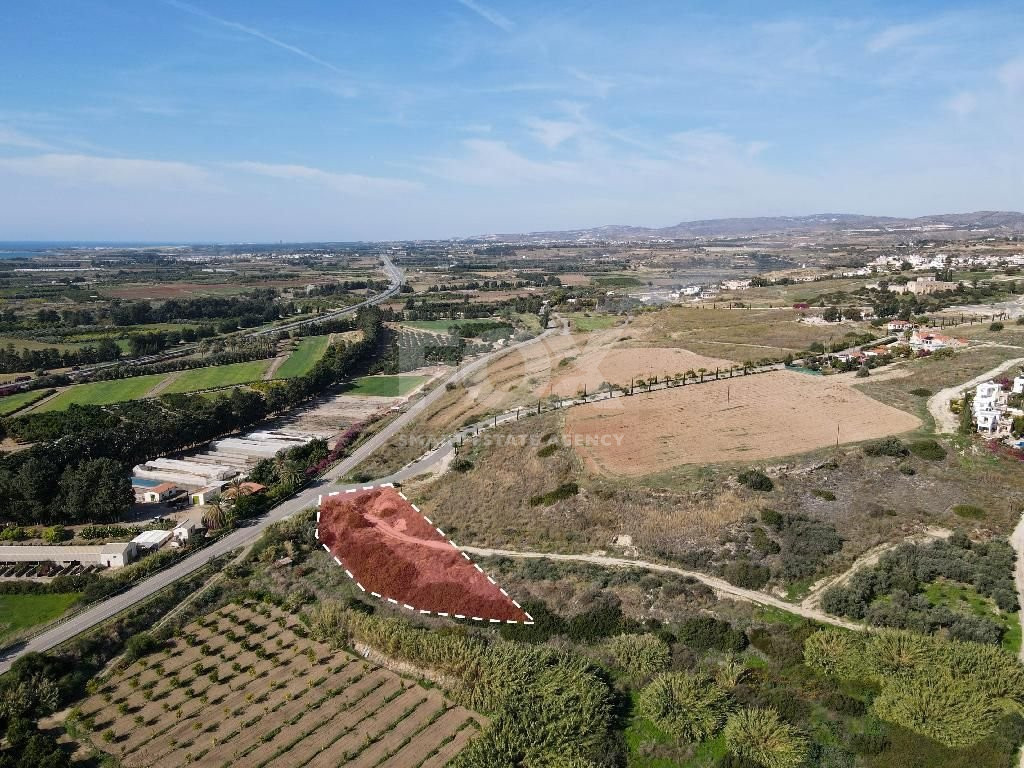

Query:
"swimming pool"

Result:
[[131, 476, 163, 488]]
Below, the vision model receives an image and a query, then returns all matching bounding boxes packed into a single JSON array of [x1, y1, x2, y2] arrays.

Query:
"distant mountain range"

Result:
[[471, 211, 1024, 243]]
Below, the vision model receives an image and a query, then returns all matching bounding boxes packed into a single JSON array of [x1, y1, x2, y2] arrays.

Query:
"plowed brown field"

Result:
[[565, 370, 921, 475], [319, 487, 530, 622]]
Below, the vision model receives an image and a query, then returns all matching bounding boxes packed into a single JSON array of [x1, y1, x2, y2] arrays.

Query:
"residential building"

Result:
[[141, 482, 180, 504], [909, 329, 966, 352]]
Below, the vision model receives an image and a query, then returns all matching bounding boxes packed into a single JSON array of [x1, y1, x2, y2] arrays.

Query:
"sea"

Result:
[[0, 241, 179, 259]]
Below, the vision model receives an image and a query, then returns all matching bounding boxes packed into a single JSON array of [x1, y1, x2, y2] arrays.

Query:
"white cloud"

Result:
[[944, 91, 977, 117], [999, 56, 1024, 92], [0, 126, 53, 151], [524, 118, 581, 149], [0, 153, 209, 188], [228, 161, 420, 196], [428, 139, 580, 186], [454, 0, 514, 32], [866, 22, 935, 53], [165, 0, 350, 77], [568, 68, 614, 99]]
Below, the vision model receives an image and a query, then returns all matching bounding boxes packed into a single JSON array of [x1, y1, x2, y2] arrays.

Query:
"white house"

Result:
[[973, 381, 1012, 436], [141, 482, 180, 504], [171, 521, 196, 547], [910, 329, 965, 352], [887, 320, 914, 334], [1012, 376, 1024, 395]]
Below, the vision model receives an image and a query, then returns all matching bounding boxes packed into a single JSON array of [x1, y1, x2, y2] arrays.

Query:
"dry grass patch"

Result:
[[415, 413, 755, 555], [633, 306, 869, 363], [565, 370, 920, 476], [543, 347, 732, 397]]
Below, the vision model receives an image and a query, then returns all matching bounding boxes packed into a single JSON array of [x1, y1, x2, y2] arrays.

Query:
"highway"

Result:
[[0, 314, 561, 674]]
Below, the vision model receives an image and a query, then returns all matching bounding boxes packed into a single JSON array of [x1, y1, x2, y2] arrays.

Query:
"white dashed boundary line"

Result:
[[317, 486, 533, 624]]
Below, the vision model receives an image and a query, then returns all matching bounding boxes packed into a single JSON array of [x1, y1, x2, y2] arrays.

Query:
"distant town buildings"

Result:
[[888, 276, 959, 295]]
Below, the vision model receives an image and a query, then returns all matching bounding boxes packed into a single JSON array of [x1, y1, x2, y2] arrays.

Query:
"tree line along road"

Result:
[[0, 316, 562, 675]]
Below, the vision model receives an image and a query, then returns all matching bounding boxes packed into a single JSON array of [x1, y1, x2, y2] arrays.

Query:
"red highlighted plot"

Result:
[[317, 486, 531, 624]]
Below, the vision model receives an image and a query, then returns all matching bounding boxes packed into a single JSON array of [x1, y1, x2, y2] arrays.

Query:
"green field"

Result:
[[274, 335, 330, 379], [0, 593, 82, 647], [162, 359, 272, 394], [0, 389, 48, 416], [566, 313, 619, 332], [344, 375, 427, 397], [31, 373, 169, 412]]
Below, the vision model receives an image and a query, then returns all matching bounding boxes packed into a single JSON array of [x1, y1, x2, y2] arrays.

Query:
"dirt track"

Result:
[[461, 546, 862, 630]]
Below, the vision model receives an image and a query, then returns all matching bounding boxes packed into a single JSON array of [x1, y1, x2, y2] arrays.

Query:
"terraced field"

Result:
[[77, 602, 484, 768]]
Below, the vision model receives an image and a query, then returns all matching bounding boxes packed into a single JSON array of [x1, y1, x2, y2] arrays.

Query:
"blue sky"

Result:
[[0, 0, 1022, 241]]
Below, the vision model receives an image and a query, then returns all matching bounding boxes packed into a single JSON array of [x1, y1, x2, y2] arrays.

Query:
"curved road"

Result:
[[1, 317, 843, 673], [0, 316, 564, 674], [0, 316, 847, 673]]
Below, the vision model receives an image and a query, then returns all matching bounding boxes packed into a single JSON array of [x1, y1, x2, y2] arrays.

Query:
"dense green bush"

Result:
[[819, 535, 1016, 641], [676, 616, 748, 653], [529, 481, 579, 506], [863, 437, 909, 457], [721, 561, 771, 590], [535, 443, 558, 458], [908, 439, 947, 461], [723, 708, 807, 768], [804, 628, 1024, 748], [605, 634, 669, 684], [637, 672, 730, 742], [738, 470, 774, 492]]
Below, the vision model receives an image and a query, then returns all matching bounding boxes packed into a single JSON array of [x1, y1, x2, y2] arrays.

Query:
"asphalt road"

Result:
[[0, 316, 562, 674]]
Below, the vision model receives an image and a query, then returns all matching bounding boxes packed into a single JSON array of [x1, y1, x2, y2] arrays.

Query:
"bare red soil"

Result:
[[318, 487, 529, 623]]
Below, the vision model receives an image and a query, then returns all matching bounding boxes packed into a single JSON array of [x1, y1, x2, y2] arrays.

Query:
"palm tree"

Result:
[[279, 460, 304, 490], [698, 367, 707, 383], [673, 372, 683, 387], [202, 499, 227, 530], [684, 369, 695, 385], [223, 476, 251, 501]]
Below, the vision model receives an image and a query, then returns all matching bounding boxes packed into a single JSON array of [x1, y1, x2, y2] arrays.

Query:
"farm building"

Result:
[[0, 542, 136, 569], [132, 429, 328, 489], [131, 529, 172, 552], [170, 521, 196, 546], [141, 482, 180, 504], [191, 484, 222, 506]]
